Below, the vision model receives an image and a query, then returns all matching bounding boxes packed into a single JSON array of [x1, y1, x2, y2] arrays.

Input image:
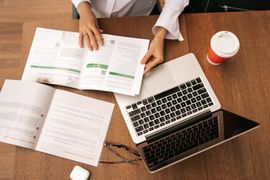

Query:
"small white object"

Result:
[[210, 31, 240, 58], [70, 166, 90, 180]]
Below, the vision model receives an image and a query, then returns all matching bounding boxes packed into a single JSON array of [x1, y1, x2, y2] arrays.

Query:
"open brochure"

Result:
[[0, 80, 114, 166], [22, 28, 149, 96]]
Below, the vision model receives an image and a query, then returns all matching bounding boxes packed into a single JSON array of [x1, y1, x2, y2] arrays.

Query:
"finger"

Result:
[[144, 58, 162, 74], [79, 32, 84, 48], [86, 29, 98, 50], [84, 34, 93, 51], [99, 29, 103, 33], [140, 51, 152, 64], [93, 29, 104, 46]]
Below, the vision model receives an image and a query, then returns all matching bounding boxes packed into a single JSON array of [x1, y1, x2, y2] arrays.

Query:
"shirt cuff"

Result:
[[71, 0, 92, 8], [153, 0, 189, 41]]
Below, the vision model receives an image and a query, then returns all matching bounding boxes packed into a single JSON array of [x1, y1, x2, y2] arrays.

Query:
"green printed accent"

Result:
[[30, 65, 80, 73], [86, 63, 108, 69], [109, 72, 135, 79]]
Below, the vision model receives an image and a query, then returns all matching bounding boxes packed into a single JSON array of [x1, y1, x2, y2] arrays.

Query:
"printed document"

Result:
[[0, 80, 114, 166], [22, 28, 149, 96]]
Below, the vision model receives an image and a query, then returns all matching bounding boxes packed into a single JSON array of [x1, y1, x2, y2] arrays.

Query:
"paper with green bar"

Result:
[[22, 28, 149, 96]]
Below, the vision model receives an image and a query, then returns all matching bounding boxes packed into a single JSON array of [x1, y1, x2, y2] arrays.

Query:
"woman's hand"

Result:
[[141, 27, 167, 74], [77, 2, 104, 51]]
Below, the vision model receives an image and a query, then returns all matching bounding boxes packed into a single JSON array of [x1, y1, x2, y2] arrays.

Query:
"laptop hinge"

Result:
[[145, 110, 212, 143]]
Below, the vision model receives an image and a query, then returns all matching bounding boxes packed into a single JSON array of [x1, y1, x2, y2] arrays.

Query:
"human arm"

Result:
[[141, 0, 189, 74], [141, 27, 167, 74], [72, 0, 104, 50]]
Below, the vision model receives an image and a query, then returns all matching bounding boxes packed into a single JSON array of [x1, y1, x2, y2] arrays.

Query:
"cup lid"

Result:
[[211, 31, 240, 58]]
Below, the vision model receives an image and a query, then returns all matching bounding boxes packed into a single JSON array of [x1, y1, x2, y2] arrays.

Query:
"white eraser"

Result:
[[70, 165, 90, 180]]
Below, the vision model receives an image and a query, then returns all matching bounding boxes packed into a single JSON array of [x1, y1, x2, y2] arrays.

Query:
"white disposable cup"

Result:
[[207, 31, 240, 65]]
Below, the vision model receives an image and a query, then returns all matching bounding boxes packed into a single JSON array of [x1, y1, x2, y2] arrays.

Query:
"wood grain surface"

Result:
[[0, 11, 268, 180], [185, 11, 270, 179]]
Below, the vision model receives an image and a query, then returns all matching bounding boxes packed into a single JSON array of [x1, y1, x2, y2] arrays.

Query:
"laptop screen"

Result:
[[138, 109, 259, 173], [222, 109, 259, 139]]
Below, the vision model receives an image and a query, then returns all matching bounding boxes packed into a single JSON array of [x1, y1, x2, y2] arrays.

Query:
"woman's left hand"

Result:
[[141, 27, 167, 74]]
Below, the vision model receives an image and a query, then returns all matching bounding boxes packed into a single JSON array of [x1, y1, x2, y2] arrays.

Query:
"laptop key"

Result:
[[131, 115, 140, 121], [154, 119, 160, 124], [201, 100, 207, 105], [155, 113, 160, 118], [202, 93, 209, 98], [160, 117, 165, 122], [143, 130, 148, 133], [198, 88, 206, 94], [154, 86, 180, 100], [148, 97, 154, 103], [183, 90, 188, 94], [142, 99, 148, 105], [154, 125, 160, 129], [191, 79, 196, 85], [133, 122, 139, 127], [182, 96, 187, 101], [162, 98, 167, 103], [129, 108, 141, 117], [192, 91, 198, 96], [144, 117, 150, 122], [140, 112, 146, 118], [180, 84, 186, 90], [144, 124, 149, 129], [165, 120, 171, 124], [151, 109, 156, 114], [135, 126, 143, 132], [141, 106, 146, 112], [186, 82, 191, 87], [161, 104, 167, 109], [206, 97, 212, 102], [149, 127, 154, 131]]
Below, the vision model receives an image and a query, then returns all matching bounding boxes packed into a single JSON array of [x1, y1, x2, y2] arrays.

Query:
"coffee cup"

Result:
[[207, 31, 240, 65]]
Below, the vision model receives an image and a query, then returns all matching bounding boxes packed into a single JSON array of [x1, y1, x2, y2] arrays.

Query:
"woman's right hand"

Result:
[[77, 2, 104, 51]]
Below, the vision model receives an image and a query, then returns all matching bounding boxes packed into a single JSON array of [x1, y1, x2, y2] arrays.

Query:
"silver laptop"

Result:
[[114, 53, 259, 173]]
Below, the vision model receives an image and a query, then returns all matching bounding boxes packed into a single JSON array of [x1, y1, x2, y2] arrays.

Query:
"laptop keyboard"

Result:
[[142, 116, 219, 168], [126, 77, 214, 136]]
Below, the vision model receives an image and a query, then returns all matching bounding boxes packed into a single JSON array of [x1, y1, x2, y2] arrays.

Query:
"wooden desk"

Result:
[[2, 11, 270, 179]]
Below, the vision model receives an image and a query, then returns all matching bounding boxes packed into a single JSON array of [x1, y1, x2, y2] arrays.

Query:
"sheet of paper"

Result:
[[80, 34, 149, 96], [35, 90, 114, 166], [22, 28, 83, 88], [79, 35, 114, 90], [0, 80, 55, 149]]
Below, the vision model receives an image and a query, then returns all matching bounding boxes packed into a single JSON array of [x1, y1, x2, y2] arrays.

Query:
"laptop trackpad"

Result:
[[140, 64, 177, 98]]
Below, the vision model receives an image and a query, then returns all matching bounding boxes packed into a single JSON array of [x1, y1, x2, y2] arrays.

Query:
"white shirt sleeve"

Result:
[[153, 0, 189, 41], [71, 0, 92, 8]]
